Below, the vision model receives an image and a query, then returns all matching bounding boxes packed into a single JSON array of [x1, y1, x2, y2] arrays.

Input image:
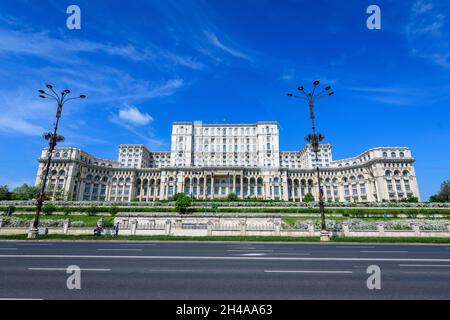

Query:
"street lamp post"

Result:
[[287, 80, 334, 241], [27, 84, 86, 239]]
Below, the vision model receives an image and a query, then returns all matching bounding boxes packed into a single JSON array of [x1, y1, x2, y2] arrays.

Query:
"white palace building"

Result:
[[35, 121, 421, 202]]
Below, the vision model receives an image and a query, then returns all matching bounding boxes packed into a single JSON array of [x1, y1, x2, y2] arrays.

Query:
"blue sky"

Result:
[[0, 0, 449, 200]]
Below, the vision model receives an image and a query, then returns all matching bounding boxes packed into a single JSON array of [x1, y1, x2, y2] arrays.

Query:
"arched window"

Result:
[[58, 170, 65, 176], [55, 152, 60, 158], [394, 170, 400, 176], [358, 175, 364, 182], [86, 174, 93, 181], [391, 152, 396, 158], [402, 170, 409, 177], [382, 152, 387, 158], [399, 152, 405, 158], [63, 152, 68, 158], [385, 170, 391, 176]]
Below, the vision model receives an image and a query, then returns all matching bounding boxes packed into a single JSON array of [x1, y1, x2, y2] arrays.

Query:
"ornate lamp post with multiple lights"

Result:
[[27, 84, 86, 239], [287, 80, 334, 241]]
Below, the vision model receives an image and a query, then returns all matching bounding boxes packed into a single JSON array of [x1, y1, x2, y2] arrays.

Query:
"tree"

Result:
[[0, 185, 12, 200], [172, 193, 185, 202], [401, 195, 419, 203], [12, 184, 38, 200], [303, 192, 315, 203], [175, 194, 192, 214], [429, 180, 450, 202], [42, 203, 57, 215], [227, 193, 238, 201]]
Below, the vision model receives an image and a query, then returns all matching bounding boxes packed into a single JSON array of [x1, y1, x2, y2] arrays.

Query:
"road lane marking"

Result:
[[97, 249, 143, 251], [360, 251, 408, 253], [336, 246, 374, 249], [28, 268, 111, 271], [119, 243, 156, 246], [270, 253, 311, 256], [0, 298, 44, 300], [234, 253, 267, 256], [227, 250, 273, 252], [399, 264, 450, 267], [3, 254, 450, 262], [15, 243, 53, 246], [265, 270, 353, 274]]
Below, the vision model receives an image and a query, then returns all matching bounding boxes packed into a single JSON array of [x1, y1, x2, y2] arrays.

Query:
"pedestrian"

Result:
[[114, 222, 120, 236]]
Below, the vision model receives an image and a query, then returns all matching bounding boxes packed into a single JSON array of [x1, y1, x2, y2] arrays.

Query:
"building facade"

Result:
[[35, 121, 421, 202]]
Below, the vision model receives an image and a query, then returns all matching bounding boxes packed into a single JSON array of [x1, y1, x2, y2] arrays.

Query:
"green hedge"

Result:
[[1, 206, 450, 216]]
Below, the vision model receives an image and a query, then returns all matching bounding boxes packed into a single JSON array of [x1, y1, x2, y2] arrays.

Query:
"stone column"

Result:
[[232, 174, 236, 194], [412, 224, 420, 237], [211, 175, 215, 199], [342, 222, 349, 237], [165, 219, 172, 235], [308, 223, 315, 236], [240, 175, 244, 199], [240, 219, 247, 236], [274, 220, 281, 236], [203, 175, 207, 200], [376, 223, 385, 236], [207, 220, 213, 236], [130, 220, 138, 235], [63, 220, 70, 234], [291, 180, 295, 202]]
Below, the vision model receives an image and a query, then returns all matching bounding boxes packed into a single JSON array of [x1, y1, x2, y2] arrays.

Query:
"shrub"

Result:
[[211, 202, 220, 213], [175, 194, 192, 214], [42, 204, 56, 215], [172, 193, 185, 202], [86, 206, 99, 216], [109, 206, 119, 216], [6, 205, 15, 216], [62, 207, 72, 216], [303, 193, 314, 203], [227, 193, 238, 201]]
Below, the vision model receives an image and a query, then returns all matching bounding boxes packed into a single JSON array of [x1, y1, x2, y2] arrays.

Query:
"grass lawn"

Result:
[[332, 236, 450, 243], [9, 214, 114, 227]]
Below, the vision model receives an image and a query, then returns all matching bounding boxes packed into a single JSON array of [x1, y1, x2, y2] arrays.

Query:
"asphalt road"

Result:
[[0, 240, 449, 299]]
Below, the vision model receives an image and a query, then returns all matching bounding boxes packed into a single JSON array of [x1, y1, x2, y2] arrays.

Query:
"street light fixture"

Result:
[[28, 85, 86, 239], [287, 80, 334, 241]]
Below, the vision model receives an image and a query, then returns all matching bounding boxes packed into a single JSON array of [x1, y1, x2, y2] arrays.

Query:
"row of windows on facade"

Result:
[[177, 126, 276, 135], [51, 152, 114, 167]]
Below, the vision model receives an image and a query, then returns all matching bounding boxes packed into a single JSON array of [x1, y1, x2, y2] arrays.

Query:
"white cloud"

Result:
[[0, 116, 45, 136], [204, 31, 251, 61], [118, 106, 153, 126], [405, 0, 450, 68]]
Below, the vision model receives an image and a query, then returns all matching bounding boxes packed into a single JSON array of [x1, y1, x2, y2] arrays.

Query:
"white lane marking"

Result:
[[28, 268, 111, 271], [236, 253, 267, 256], [227, 249, 273, 252], [0, 248, 17, 250], [265, 270, 353, 274], [3, 254, 450, 262], [119, 243, 156, 246], [0, 298, 44, 300], [270, 253, 311, 256], [399, 264, 450, 267], [15, 243, 52, 246], [336, 246, 375, 249], [97, 249, 143, 251], [360, 251, 409, 253]]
